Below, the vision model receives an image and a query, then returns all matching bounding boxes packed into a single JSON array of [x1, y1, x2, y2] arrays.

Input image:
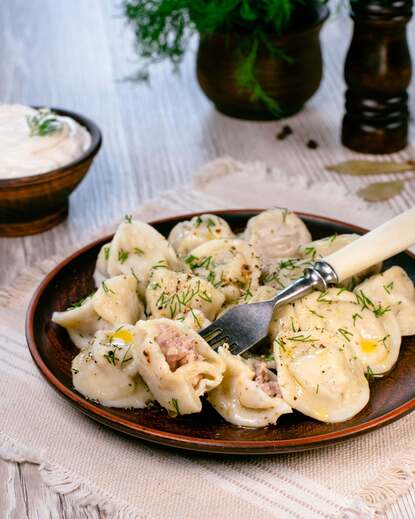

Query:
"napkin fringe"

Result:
[[357, 444, 415, 514], [0, 431, 143, 519]]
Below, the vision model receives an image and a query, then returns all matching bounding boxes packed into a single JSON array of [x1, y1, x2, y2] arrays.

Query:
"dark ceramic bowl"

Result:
[[26, 210, 415, 455], [0, 107, 102, 237]]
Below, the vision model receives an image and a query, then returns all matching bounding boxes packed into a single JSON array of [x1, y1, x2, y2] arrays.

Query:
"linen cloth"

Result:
[[1, 157, 415, 519]]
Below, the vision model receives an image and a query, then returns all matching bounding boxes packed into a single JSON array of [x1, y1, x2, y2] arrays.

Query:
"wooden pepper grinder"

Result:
[[342, 0, 413, 154]]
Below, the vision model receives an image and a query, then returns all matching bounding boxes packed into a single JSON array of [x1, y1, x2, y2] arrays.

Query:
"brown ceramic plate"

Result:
[[26, 210, 415, 454]]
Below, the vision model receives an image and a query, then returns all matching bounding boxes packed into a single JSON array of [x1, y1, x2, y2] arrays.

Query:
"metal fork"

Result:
[[199, 207, 415, 355], [199, 262, 337, 355]]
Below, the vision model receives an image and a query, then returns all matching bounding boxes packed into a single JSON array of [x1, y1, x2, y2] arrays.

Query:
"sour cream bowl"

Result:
[[0, 107, 102, 237]]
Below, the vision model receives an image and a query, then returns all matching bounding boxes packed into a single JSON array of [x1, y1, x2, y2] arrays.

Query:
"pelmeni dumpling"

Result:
[[243, 208, 311, 266], [94, 243, 111, 286], [52, 275, 144, 349], [93, 220, 179, 297], [354, 266, 415, 336], [291, 288, 401, 375], [275, 328, 369, 423], [145, 268, 224, 320], [133, 319, 225, 415], [261, 257, 313, 291], [72, 326, 154, 408], [187, 239, 261, 303], [208, 348, 291, 428], [168, 214, 235, 257], [177, 309, 211, 332]]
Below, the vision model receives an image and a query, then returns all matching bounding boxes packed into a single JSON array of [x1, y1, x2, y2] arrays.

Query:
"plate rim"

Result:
[[25, 209, 415, 453]]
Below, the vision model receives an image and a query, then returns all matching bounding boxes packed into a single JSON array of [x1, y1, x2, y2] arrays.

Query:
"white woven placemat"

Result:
[[1, 158, 415, 519]]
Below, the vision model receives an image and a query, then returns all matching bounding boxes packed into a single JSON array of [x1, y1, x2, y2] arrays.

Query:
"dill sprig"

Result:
[[26, 108, 62, 137], [123, 0, 328, 115]]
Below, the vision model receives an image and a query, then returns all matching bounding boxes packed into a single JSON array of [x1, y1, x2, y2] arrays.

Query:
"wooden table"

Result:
[[1, 1, 414, 517]]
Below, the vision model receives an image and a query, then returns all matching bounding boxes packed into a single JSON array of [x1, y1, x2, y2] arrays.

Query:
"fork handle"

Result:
[[323, 207, 415, 283]]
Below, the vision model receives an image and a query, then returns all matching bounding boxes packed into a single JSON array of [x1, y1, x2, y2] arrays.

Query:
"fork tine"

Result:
[[228, 342, 240, 355], [208, 335, 230, 350], [199, 323, 222, 341]]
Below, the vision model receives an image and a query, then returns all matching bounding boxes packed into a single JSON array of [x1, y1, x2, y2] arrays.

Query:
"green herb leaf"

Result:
[[171, 398, 180, 416], [118, 249, 129, 264], [365, 366, 375, 382], [26, 108, 62, 137], [101, 281, 115, 295]]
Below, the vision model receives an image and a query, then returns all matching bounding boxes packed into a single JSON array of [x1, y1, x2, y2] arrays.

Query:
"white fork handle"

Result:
[[323, 207, 415, 283]]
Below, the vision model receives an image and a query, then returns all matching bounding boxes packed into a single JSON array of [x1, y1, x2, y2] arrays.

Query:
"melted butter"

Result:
[[314, 408, 329, 421], [360, 338, 378, 354], [111, 329, 134, 344]]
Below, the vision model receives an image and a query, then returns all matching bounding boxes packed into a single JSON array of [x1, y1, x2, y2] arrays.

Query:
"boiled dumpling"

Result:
[[354, 266, 415, 336], [176, 309, 211, 332], [186, 238, 261, 303], [289, 288, 401, 375], [168, 214, 234, 257], [133, 319, 225, 415], [145, 268, 224, 320], [93, 219, 179, 297], [72, 326, 154, 408], [52, 275, 144, 349], [94, 243, 111, 286], [275, 328, 369, 423], [243, 208, 311, 266], [208, 348, 291, 428], [217, 285, 277, 319], [261, 257, 313, 291]]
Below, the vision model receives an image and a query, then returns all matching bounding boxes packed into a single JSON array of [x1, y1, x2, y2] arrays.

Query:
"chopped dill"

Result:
[[101, 281, 115, 294], [118, 248, 129, 264]]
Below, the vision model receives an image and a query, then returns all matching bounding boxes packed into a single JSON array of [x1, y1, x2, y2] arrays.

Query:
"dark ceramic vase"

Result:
[[196, 5, 329, 120]]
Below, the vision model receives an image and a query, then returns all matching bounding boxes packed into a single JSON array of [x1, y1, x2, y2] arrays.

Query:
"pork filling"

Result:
[[157, 325, 202, 371], [254, 361, 281, 398]]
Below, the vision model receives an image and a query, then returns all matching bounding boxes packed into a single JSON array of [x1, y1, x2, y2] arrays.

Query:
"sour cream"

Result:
[[0, 104, 91, 179]]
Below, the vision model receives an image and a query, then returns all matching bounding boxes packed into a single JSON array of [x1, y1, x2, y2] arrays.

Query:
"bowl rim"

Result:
[[0, 106, 102, 188], [25, 209, 415, 453]]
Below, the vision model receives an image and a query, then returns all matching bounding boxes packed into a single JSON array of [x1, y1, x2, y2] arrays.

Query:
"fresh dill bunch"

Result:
[[124, 0, 328, 115]]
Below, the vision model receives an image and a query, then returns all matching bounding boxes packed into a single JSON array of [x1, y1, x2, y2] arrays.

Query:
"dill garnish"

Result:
[[337, 328, 353, 342], [104, 350, 118, 366], [365, 366, 375, 382], [171, 398, 181, 416], [101, 281, 115, 294], [373, 304, 391, 318], [69, 297, 87, 309], [286, 334, 316, 343], [352, 313, 362, 326], [118, 249, 129, 264], [26, 108, 62, 137]]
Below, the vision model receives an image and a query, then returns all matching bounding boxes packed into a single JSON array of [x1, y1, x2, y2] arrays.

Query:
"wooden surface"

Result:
[[0, 0, 415, 517]]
